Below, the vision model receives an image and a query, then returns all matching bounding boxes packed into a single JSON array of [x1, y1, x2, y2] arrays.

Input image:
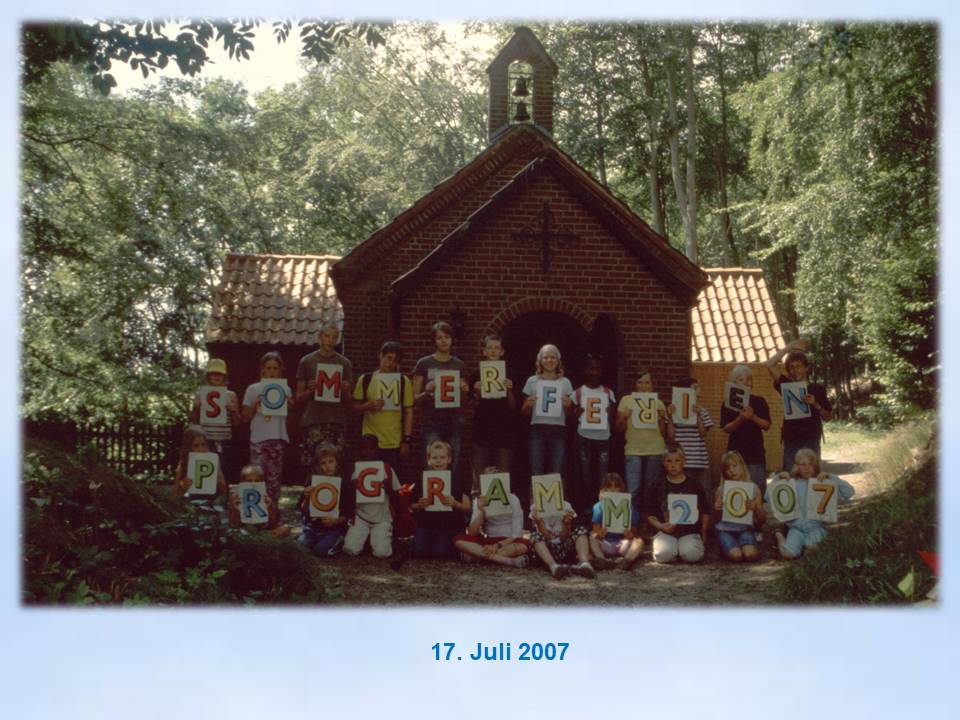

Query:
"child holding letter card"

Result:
[[720, 366, 772, 492], [190, 358, 240, 483], [343, 435, 401, 559], [572, 355, 617, 518], [522, 344, 574, 475], [767, 448, 854, 560], [453, 467, 529, 568], [616, 369, 673, 516], [668, 376, 714, 494], [172, 426, 227, 500], [590, 473, 644, 571], [648, 444, 709, 563], [298, 444, 352, 557], [470, 334, 516, 488], [713, 451, 765, 562], [409, 440, 470, 560]]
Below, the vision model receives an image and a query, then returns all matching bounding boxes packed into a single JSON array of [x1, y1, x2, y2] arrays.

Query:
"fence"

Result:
[[24, 418, 184, 480]]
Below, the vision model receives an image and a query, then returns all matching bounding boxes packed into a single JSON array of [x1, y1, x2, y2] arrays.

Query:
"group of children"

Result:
[[175, 323, 851, 578]]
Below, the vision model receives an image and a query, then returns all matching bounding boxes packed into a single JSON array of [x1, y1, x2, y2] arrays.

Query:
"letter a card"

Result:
[[308, 475, 341, 519], [187, 452, 219, 496], [479, 472, 511, 517], [599, 492, 633, 534]]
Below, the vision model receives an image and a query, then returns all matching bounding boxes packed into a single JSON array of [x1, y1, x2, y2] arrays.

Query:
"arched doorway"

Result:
[[499, 311, 589, 510]]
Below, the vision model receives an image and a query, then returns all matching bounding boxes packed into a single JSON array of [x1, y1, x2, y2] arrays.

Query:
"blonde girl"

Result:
[[713, 451, 764, 562], [521, 344, 574, 475], [172, 425, 226, 499]]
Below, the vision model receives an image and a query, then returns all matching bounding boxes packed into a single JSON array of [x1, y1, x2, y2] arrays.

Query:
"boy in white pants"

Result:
[[647, 444, 710, 563], [343, 435, 400, 559]]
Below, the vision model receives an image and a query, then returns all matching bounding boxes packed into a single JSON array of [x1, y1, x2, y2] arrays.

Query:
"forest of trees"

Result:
[[20, 21, 937, 424]]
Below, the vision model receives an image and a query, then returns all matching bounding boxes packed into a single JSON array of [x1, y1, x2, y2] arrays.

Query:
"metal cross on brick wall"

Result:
[[513, 201, 579, 272]]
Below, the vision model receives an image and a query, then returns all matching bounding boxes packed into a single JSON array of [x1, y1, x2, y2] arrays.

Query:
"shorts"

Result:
[[452, 533, 530, 549], [530, 524, 588, 563], [717, 528, 757, 553], [598, 537, 633, 557]]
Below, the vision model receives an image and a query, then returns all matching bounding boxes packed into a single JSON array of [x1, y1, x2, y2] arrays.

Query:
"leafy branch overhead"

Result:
[[21, 20, 388, 94]]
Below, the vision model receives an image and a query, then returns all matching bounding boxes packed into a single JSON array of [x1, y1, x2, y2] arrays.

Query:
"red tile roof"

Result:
[[205, 254, 341, 347], [692, 268, 785, 363]]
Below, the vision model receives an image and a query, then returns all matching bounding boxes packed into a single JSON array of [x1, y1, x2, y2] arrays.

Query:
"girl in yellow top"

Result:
[[615, 368, 674, 518]]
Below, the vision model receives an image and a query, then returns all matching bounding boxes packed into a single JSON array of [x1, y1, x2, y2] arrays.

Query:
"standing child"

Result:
[[648, 444, 710, 563], [667, 376, 713, 495], [589, 473, 644, 571], [352, 341, 415, 471], [413, 321, 470, 473], [720, 365, 772, 492], [572, 355, 617, 518], [171, 425, 227, 500], [522, 344, 574, 475], [189, 358, 240, 484], [469, 334, 517, 486], [529, 499, 594, 579], [453, 466, 529, 568], [241, 351, 290, 528], [343, 435, 401, 559], [409, 440, 470, 560], [768, 448, 854, 560], [713, 451, 765, 562], [297, 444, 352, 557], [616, 368, 674, 517]]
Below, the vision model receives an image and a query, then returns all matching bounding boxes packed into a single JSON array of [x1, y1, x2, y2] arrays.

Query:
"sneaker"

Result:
[[614, 557, 631, 571], [551, 564, 570, 579], [755, 531, 764, 542], [593, 557, 614, 570], [573, 561, 596, 579]]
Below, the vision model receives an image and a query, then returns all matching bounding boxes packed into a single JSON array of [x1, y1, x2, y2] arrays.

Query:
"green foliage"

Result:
[[776, 417, 937, 603], [23, 438, 337, 605]]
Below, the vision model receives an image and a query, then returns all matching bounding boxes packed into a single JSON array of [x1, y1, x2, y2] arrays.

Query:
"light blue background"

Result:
[[3, 1, 956, 715]]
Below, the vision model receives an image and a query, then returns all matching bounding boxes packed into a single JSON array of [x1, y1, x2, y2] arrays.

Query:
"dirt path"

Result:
[[282, 430, 888, 606]]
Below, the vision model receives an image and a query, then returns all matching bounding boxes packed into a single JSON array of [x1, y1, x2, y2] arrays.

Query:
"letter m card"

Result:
[[314, 364, 344, 403], [479, 472, 511, 517], [309, 475, 341, 519], [781, 381, 811, 420], [423, 470, 452, 511], [187, 452, 219, 496], [600, 492, 632, 534], [199, 386, 228, 426], [532, 473, 565, 517]]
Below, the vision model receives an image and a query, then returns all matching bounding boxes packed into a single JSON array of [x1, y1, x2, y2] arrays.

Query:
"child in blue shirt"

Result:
[[589, 473, 643, 571]]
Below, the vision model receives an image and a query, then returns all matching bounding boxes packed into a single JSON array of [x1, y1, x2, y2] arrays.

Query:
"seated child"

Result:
[[297, 444, 351, 557], [172, 425, 226, 500], [768, 448, 855, 560], [530, 498, 595, 579], [589, 472, 644, 571], [342, 435, 401, 559], [453, 466, 529, 568], [227, 464, 288, 536], [409, 440, 470, 560], [713, 451, 765, 562], [648, 443, 710, 563]]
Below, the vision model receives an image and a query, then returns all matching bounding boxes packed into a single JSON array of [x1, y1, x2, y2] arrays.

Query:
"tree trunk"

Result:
[[684, 29, 698, 264], [714, 29, 739, 264], [665, 49, 690, 247], [638, 45, 665, 236]]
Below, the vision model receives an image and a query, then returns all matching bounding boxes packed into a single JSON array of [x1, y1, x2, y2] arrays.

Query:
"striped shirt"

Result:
[[673, 406, 713, 469]]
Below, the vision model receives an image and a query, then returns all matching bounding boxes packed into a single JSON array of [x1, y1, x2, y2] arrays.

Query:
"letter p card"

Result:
[[479, 473, 511, 517], [187, 452, 219, 496], [600, 492, 632, 534]]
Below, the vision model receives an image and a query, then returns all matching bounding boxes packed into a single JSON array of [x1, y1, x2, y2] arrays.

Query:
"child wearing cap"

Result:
[[190, 358, 240, 484]]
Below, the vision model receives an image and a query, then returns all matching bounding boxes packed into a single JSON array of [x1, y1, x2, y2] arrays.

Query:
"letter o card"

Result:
[[434, 370, 461, 409], [314, 364, 344, 403], [423, 470, 452, 511], [578, 388, 610, 432], [534, 380, 564, 421], [671, 387, 697, 426], [630, 392, 659, 429], [782, 381, 811, 420], [187, 452, 219, 496], [721, 481, 755, 525], [768, 478, 801, 522], [309, 475, 341, 518], [199, 386, 228, 426], [260, 380, 289, 416], [668, 493, 699, 525], [479, 472, 511, 517], [532, 473, 565, 517], [600, 492, 633, 534], [723, 382, 751, 412], [237, 481, 269, 525], [806, 477, 839, 523], [479, 361, 507, 399], [354, 461, 386, 503]]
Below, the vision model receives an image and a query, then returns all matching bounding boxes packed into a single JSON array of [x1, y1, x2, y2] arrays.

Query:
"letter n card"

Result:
[[187, 452, 219, 496], [198, 386, 228, 426], [781, 381, 811, 420], [479, 472, 511, 517], [309, 475, 341, 518], [422, 470, 452, 511]]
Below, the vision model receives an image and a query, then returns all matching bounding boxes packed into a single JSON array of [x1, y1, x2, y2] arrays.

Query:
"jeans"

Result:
[[410, 527, 459, 560], [575, 435, 609, 515], [747, 463, 768, 495], [717, 528, 757, 553], [528, 425, 566, 476], [421, 415, 465, 473], [298, 527, 344, 556], [624, 453, 663, 517]]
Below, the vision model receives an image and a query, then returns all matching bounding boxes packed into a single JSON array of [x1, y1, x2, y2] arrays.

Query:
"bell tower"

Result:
[[486, 27, 559, 141]]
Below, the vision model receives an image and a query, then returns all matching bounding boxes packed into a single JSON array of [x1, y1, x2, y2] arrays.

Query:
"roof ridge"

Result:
[[226, 252, 342, 261]]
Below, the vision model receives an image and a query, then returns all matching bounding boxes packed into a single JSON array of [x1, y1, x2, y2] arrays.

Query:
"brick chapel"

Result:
[[205, 28, 787, 482]]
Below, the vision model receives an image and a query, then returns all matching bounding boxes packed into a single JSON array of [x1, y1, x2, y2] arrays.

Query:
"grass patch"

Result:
[[776, 414, 937, 604], [23, 437, 340, 605]]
